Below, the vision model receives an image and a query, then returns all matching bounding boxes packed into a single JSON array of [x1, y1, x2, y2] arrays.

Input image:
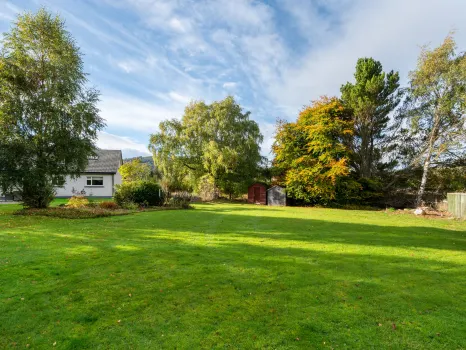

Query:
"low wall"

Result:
[[447, 193, 466, 219]]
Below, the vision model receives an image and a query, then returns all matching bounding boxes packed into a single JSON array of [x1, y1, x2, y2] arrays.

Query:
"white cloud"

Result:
[[12, 0, 465, 159], [269, 0, 466, 114], [206, 0, 274, 32], [259, 122, 277, 158], [223, 82, 237, 90], [97, 131, 151, 158], [0, 1, 22, 21], [5, 1, 22, 13], [169, 17, 188, 33], [168, 91, 191, 104], [116, 59, 144, 73], [99, 93, 184, 132]]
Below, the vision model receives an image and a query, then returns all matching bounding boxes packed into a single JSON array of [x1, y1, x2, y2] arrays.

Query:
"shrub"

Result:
[[114, 181, 164, 207], [21, 181, 55, 208], [86, 201, 98, 208], [66, 195, 89, 208], [167, 192, 193, 209], [121, 202, 139, 210], [99, 201, 119, 210]]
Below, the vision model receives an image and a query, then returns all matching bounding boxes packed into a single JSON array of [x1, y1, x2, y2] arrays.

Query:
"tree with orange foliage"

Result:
[[273, 96, 354, 203]]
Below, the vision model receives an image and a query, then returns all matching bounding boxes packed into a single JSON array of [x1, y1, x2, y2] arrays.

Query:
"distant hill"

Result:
[[123, 156, 155, 170]]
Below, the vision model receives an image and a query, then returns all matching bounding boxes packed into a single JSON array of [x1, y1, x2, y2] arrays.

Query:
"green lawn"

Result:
[[0, 203, 465, 349]]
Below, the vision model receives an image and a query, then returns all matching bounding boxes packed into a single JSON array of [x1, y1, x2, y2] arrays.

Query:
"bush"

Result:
[[86, 200, 98, 208], [114, 181, 164, 207], [21, 181, 55, 208], [167, 197, 192, 209], [99, 201, 119, 210], [121, 202, 139, 210], [66, 195, 89, 208]]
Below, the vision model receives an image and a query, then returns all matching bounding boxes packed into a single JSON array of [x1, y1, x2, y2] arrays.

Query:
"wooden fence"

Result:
[[447, 193, 466, 219]]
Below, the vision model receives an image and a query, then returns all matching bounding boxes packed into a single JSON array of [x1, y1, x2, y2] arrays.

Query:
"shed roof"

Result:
[[248, 182, 268, 188], [85, 149, 122, 174]]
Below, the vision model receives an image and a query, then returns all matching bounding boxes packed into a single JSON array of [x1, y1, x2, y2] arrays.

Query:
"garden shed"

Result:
[[248, 183, 267, 205], [267, 185, 286, 206]]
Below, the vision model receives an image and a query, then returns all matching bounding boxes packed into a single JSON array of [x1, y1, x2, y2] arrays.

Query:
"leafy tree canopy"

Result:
[[149, 96, 263, 197], [0, 8, 104, 207], [119, 159, 152, 182], [273, 96, 354, 203], [399, 33, 466, 205]]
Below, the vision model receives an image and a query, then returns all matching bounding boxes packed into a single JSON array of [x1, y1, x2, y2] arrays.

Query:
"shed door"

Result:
[[254, 187, 261, 203]]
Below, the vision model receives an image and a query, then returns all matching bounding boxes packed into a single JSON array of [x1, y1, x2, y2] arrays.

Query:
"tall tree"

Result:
[[401, 34, 466, 206], [0, 9, 104, 207], [149, 96, 263, 198], [341, 58, 401, 178], [273, 96, 353, 203]]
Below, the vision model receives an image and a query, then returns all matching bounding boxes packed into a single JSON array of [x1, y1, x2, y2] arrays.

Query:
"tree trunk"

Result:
[[416, 152, 431, 207], [416, 117, 439, 207], [359, 126, 371, 178]]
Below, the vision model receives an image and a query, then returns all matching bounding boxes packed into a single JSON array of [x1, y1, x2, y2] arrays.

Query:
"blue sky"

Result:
[[1, 0, 465, 158]]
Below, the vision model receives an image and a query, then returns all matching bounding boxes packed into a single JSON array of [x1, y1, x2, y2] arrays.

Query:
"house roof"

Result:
[[84, 149, 122, 174]]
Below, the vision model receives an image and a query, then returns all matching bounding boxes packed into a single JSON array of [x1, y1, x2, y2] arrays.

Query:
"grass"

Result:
[[0, 202, 465, 349]]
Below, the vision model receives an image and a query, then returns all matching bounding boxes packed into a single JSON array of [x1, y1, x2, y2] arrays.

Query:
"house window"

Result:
[[51, 177, 65, 187], [86, 176, 103, 186]]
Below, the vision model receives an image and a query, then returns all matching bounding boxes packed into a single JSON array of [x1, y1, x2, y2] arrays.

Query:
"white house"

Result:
[[54, 149, 123, 198]]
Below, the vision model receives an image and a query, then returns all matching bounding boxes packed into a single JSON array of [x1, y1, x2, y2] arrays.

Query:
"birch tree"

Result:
[[0, 9, 104, 207], [403, 34, 466, 206]]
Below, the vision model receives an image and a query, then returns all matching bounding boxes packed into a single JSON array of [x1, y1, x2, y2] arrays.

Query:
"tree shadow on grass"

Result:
[[133, 208, 466, 252], [4, 206, 464, 253], [1, 208, 466, 348]]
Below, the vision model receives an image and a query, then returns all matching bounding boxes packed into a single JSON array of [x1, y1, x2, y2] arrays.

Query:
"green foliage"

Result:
[[20, 178, 55, 208], [273, 96, 354, 203], [196, 175, 218, 201], [120, 201, 139, 210], [0, 9, 104, 208], [341, 57, 401, 178], [167, 193, 193, 209], [428, 166, 466, 192], [149, 96, 263, 196], [400, 33, 466, 205], [154, 156, 190, 193], [66, 195, 89, 208], [114, 181, 164, 207], [334, 177, 384, 206], [123, 156, 155, 170], [119, 159, 152, 182]]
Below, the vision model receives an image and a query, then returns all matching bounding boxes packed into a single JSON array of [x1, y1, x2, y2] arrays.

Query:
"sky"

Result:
[[1, 0, 465, 159]]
